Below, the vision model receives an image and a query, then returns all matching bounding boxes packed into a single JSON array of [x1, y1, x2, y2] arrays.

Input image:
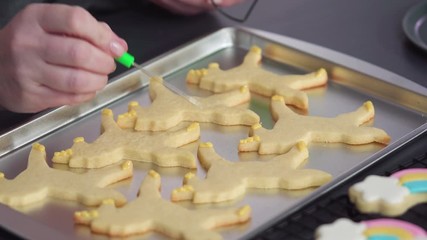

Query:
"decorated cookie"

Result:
[[186, 45, 328, 109], [239, 96, 391, 155], [117, 77, 259, 131], [0, 143, 132, 207], [75, 170, 251, 239], [316, 218, 427, 240], [349, 168, 427, 216], [171, 142, 331, 203], [52, 109, 200, 169]]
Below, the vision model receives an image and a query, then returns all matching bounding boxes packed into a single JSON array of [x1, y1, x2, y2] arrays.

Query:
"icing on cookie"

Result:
[[75, 170, 251, 239], [186, 45, 328, 109], [349, 168, 427, 216], [0, 143, 132, 207], [239, 97, 391, 155], [117, 77, 259, 131], [351, 175, 410, 204], [391, 168, 427, 194], [364, 219, 426, 239], [316, 218, 427, 240], [172, 142, 331, 203], [316, 218, 366, 240], [52, 109, 199, 169]]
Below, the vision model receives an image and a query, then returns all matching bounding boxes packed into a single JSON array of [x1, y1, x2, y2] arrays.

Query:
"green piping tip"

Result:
[[115, 52, 134, 68]]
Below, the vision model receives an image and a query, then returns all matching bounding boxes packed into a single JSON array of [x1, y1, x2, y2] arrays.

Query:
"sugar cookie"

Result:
[[171, 142, 331, 203], [186, 45, 328, 109], [349, 168, 427, 216], [239, 96, 391, 154], [52, 109, 199, 169], [117, 77, 259, 131], [315, 218, 427, 240], [75, 170, 251, 239], [0, 143, 132, 207]]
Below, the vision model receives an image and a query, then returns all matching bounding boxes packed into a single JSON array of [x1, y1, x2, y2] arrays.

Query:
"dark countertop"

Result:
[[1, 0, 426, 132]]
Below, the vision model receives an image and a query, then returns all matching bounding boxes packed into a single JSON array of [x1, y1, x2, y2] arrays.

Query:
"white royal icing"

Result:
[[316, 218, 366, 240], [352, 175, 410, 204]]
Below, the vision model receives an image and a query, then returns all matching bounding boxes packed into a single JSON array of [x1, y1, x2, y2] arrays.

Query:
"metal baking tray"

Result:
[[0, 27, 426, 240]]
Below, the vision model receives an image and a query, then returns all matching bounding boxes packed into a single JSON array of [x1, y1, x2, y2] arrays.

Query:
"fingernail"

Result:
[[110, 41, 125, 57], [118, 38, 128, 50], [213, 0, 222, 4]]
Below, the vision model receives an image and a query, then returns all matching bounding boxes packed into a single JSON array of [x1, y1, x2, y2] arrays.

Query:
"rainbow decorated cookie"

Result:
[[349, 168, 427, 216], [316, 218, 427, 240], [186, 45, 328, 109]]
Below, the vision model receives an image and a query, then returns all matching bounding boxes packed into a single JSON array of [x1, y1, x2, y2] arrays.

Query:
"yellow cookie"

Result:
[[186, 45, 328, 109], [117, 77, 259, 131], [239, 96, 391, 154], [75, 170, 251, 239], [0, 143, 132, 207], [52, 109, 200, 169], [172, 142, 331, 203]]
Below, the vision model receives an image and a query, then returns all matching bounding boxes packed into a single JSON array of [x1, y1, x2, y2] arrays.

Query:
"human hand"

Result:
[[0, 3, 127, 113], [150, 0, 245, 15]]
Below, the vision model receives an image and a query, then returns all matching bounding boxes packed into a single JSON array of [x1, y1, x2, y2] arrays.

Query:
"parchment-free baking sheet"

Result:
[[0, 27, 426, 240]]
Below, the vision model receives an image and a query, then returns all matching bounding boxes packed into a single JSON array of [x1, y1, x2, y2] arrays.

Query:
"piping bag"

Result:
[[115, 52, 199, 105]]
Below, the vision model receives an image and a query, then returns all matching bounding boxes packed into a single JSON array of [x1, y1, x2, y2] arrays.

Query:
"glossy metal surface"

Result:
[[0, 28, 426, 240]]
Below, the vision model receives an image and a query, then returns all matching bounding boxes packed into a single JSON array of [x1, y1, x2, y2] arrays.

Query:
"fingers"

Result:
[[39, 64, 108, 94], [41, 34, 116, 75], [0, 3, 129, 113], [36, 4, 127, 57], [0, 81, 97, 113], [30, 86, 97, 112]]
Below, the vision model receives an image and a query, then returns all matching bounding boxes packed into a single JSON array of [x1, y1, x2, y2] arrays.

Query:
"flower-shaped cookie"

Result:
[[239, 96, 391, 155], [172, 142, 331, 203], [186, 45, 328, 109], [52, 109, 200, 169], [75, 170, 251, 239], [0, 143, 132, 207], [349, 168, 427, 216], [117, 77, 259, 131]]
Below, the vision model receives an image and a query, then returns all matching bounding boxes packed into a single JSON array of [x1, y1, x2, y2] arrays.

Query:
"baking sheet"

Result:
[[0, 27, 426, 240]]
